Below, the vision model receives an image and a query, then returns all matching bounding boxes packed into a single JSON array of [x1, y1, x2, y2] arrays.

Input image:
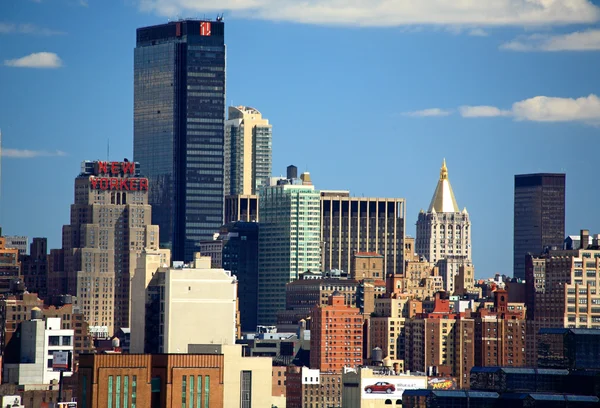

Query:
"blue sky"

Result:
[[1, 0, 599, 278]]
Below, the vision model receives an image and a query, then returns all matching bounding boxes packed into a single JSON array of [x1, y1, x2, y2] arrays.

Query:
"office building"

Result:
[[320, 190, 405, 277], [21, 238, 48, 299], [4, 236, 28, 256], [224, 194, 259, 223], [200, 221, 259, 332], [134, 19, 226, 262], [416, 160, 471, 293], [514, 173, 565, 279], [525, 231, 600, 365], [130, 252, 238, 354], [224, 106, 272, 196], [310, 292, 363, 372], [51, 160, 159, 335], [0, 235, 21, 296], [3, 313, 74, 390], [537, 327, 600, 370], [258, 169, 321, 325]]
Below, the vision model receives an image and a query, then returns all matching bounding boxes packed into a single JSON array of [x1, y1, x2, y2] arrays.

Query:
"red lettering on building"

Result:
[[109, 178, 119, 190], [119, 179, 129, 191], [98, 162, 108, 174], [111, 162, 119, 175], [139, 178, 148, 191], [99, 178, 109, 190], [130, 178, 138, 191], [122, 162, 135, 175], [90, 177, 99, 189]]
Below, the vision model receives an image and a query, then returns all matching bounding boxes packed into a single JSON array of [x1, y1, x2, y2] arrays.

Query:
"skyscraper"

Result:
[[57, 160, 159, 334], [416, 160, 471, 293], [257, 170, 321, 325], [134, 19, 226, 262], [513, 173, 566, 279], [224, 106, 272, 196], [320, 191, 405, 276]]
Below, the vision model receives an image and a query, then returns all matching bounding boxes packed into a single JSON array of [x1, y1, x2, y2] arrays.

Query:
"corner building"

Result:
[[134, 19, 226, 262]]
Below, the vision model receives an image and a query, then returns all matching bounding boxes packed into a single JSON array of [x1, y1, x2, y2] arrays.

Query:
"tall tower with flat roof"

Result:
[[134, 20, 226, 262]]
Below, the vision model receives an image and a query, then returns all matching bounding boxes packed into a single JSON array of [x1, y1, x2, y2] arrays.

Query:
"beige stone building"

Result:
[[224, 106, 272, 196], [453, 263, 481, 297], [369, 294, 422, 368], [416, 160, 472, 293], [57, 160, 160, 335]]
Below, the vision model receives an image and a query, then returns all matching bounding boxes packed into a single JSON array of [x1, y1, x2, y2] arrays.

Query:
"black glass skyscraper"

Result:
[[134, 20, 225, 261], [514, 173, 566, 279]]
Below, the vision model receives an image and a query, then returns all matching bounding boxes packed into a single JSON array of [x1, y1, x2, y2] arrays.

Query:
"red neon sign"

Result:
[[89, 161, 148, 191]]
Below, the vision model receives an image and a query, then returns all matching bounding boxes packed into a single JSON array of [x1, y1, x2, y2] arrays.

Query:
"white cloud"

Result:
[[137, 0, 600, 27], [4, 52, 63, 68], [402, 108, 452, 117], [512, 94, 600, 123], [2, 149, 67, 159], [468, 28, 489, 37], [459, 105, 511, 117], [501, 29, 600, 51], [408, 94, 600, 125], [0, 22, 65, 36]]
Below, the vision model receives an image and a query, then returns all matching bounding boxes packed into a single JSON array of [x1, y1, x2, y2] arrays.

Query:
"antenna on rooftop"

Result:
[[107, 139, 110, 161]]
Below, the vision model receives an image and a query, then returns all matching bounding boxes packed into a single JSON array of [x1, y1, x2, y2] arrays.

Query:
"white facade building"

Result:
[[4, 315, 74, 390], [416, 160, 472, 293]]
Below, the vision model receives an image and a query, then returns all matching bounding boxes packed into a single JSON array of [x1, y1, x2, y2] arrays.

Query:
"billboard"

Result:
[[427, 377, 457, 390], [52, 351, 70, 371], [361, 376, 427, 399]]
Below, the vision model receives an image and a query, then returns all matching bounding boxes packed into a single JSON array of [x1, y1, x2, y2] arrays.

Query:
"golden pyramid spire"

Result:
[[428, 159, 459, 213]]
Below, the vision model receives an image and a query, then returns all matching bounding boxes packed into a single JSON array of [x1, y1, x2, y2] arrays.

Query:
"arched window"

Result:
[[396, 400, 402, 405], [385, 400, 392, 405]]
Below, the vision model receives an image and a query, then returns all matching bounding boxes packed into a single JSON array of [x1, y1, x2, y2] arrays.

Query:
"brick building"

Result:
[[286, 366, 342, 408], [310, 292, 363, 373], [0, 235, 21, 296]]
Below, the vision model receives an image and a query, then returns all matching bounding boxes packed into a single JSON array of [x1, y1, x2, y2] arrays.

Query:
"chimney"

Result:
[[580, 229, 590, 250]]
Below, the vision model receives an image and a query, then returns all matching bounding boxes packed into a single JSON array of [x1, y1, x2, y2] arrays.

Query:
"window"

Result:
[[196, 376, 202, 408], [108, 376, 113, 408], [189, 376, 194, 408], [123, 376, 128, 408], [204, 376, 210, 407], [241, 371, 252, 408], [131, 375, 137, 408], [49, 336, 60, 346], [62, 336, 71, 346], [182, 375, 187, 408], [116, 376, 121, 408]]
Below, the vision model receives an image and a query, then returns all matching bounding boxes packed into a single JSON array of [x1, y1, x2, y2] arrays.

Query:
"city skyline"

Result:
[[1, 1, 600, 277]]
